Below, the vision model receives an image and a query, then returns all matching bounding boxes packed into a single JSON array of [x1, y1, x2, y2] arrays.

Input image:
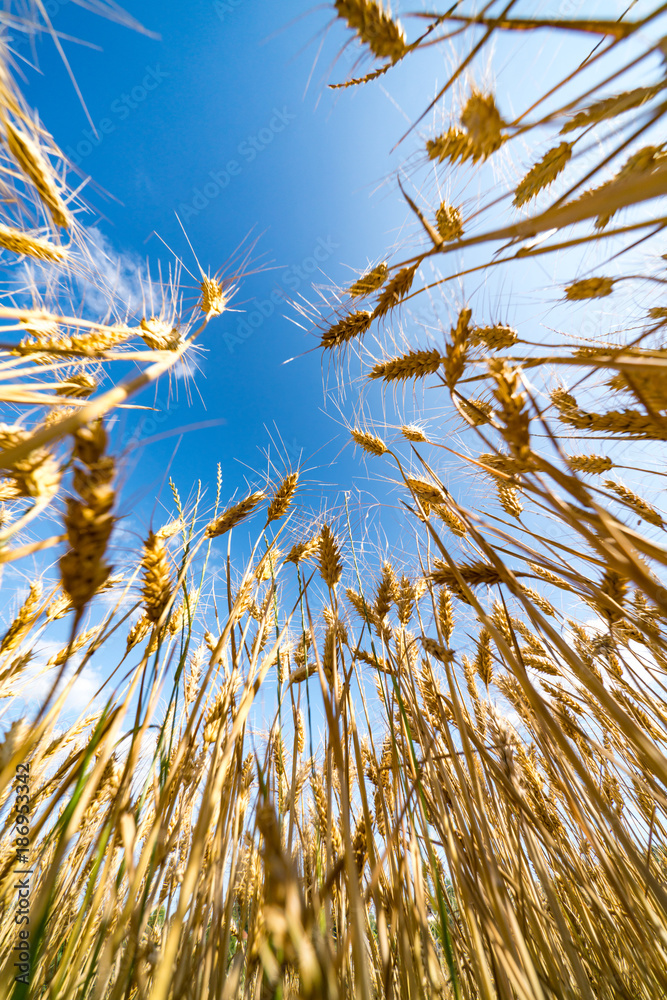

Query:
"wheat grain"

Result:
[[490, 361, 531, 465], [373, 264, 417, 318], [396, 575, 415, 625], [0, 224, 66, 261], [319, 523, 342, 587], [435, 202, 463, 241], [285, 536, 320, 565], [460, 91, 506, 161], [0, 582, 42, 653], [567, 453, 613, 474], [351, 428, 388, 455], [457, 397, 492, 425], [430, 560, 504, 588], [205, 491, 264, 537], [334, 0, 407, 63], [56, 372, 97, 398], [47, 625, 101, 666], [141, 531, 173, 624], [434, 503, 467, 536], [401, 424, 429, 442], [444, 307, 471, 389], [126, 616, 151, 652], [374, 561, 398, 620], [404, 475, 443, 505], [348, 262, 388, 297], [0, 424, 61, 499], [59, 422, 114, 612], [497, 482, 523, 519], [603, 479, 664, 528], [369, 347, 442, 382], [437, 587, 454, 645], [5, 121, 70, 228], [561, 83, 667, 133], [518, 585, 556, 617], [267, 473, 298, 522], [565, 277, 614, 300], [321, 310, 372, 349], [199, 277, 227, 317], [139, 317, 183, 351], [513, 142, 572, 207], [475, 630, 493, 686], [427, 127, 473, 165], [470, 324, 518, 350]]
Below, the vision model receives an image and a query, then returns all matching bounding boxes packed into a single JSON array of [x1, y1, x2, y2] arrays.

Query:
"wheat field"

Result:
[[1, 2, 667, 998]]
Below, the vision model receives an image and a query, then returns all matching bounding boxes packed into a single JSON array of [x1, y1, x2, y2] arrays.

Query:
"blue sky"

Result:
[[14, 0, 424, 538], [4, 0, 667, 726], [7, 0, 667, 587]]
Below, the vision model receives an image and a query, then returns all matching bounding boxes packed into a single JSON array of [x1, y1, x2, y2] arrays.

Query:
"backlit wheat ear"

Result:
[[518, 585, 556, 617], [430, 560, 505, 588], [437, 586, 454, 645], [56, 372, 97, 398], [0, 582, 42, 654], [4, 121, 71, 229], [321, 309, 372, 349], [319, 523, 342, 588], [567, 454, 613, 474], [205, 490, 264, 537], [369, 348, 442, 382], [157, 517, 183, 539], [59, 422, 114, 614], [434, 503, 467, 536], [139, 316, 183, 351], [0, 224, 66, 262], [0, 424, 60, 499], [456, 396, 492, 425], [565, 277, 614, 300], [351, 428, 387, 455], [490, 360, 532, 465], [561, 83, 667, 134], [401, 424, 429, 442], [47, 625, 102, 667], [348, 262, 388, 297], [460, 91, 506, 161], [374, 561, 398, 619], [497, 482, 523, 519], [396, 575, 415, 625], [284, 536, 320, 565], [199, 276, 227, 317], [427, 127, 473, 165], [44, 592, 71, 622], [141, 531, 173, 625], [444, 307, 470, 389], [474, 630, 493, 686], [373, 264, 417, 318], [435, 203, 463, 241], [513, 142, 572, 207], [470, 324, 518, 349], [126, 616, 151, 652], [594, 145, 667, 228], [404, 475, 444, 506], [603, 480, 664, 528], [267, 473, 298, 522], [334, 0, 407, 63]]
